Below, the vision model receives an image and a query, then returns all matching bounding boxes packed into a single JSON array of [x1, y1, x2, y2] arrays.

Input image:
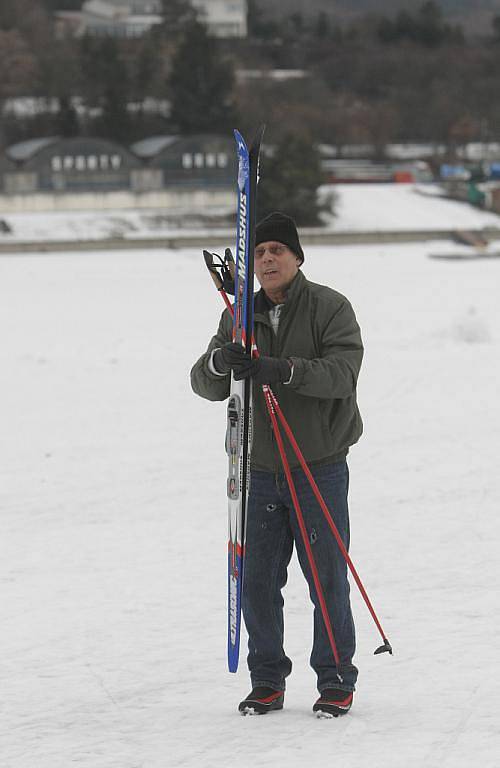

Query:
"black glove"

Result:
[[213, 342, 252, 376], [235, 356, 292, 386]]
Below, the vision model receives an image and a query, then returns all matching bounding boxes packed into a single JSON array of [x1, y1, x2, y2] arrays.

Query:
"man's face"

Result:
[[254, 241, 301, 296]]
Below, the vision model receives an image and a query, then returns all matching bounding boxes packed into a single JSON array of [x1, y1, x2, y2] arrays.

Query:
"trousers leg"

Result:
[[284, 461, 358, 692], [242, 470, 294, 690]]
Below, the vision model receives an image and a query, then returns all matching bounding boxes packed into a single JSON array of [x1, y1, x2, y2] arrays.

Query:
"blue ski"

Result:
[[227, 126, 264, 673]]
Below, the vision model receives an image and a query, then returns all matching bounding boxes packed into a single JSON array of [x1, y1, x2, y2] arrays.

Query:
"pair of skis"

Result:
[[204, 127, 392, 675], [204, 126, 262, 672]]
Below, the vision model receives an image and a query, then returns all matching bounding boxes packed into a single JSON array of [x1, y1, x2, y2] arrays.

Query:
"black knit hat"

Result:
[[255, 212, 304, 264]]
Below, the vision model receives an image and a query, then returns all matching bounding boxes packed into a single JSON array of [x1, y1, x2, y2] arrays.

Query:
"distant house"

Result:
[[1, 134, 237, 196], [192, 0, 247, 38], [55, 0, 247, 39], [131, 134, 237, 188], [55, 0, 163, 39], [5, 137, 145, 193], [102, 0, 161, 11]]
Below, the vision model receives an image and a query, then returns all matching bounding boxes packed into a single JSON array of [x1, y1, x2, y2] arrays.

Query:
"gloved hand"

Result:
[[213, 342, 252, 376], [235, 356, 292, 386]]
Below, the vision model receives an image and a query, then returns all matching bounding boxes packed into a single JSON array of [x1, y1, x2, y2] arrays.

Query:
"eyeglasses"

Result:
[[255, 244, 287, 258]]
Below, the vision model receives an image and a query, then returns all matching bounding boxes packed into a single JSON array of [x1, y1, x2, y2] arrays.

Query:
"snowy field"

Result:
[[1, 241, 499, 768], [3, 183, 500, 243]]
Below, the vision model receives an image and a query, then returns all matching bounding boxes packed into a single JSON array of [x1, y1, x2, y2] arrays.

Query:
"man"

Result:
[[190, 212, 363, 717]]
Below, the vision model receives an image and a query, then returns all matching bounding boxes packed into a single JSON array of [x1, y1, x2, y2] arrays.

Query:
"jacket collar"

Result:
[[254, 269, 306, 316]]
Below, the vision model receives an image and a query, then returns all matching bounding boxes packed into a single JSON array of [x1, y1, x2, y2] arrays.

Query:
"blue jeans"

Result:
[[242, 460, 358, 693]]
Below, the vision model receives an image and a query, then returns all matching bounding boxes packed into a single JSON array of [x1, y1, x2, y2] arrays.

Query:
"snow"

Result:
[[0, 210, 233, 243], [324, 183, 500, 232], [3, 183, 500, 244], [6, 137, 59, 163], [131, 135, 179, 159], [1, 240, 500, 767]]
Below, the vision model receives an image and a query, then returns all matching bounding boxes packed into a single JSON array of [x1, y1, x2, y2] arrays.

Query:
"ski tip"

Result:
[[374, 638, 393, 655], [233, 125, 266, 149], [253, 123, 266, 144], [233, 128, 246, 148], [203, 249, 213, 266]]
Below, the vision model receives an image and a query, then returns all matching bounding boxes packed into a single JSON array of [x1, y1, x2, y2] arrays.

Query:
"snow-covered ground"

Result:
[[2, 183, 500, 243], [327, 183, 500, 231], [1, 241, 499, 767]]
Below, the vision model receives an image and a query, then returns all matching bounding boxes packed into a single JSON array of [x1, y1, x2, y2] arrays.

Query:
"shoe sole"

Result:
[[316, 710, 338, 719], [240, 705, 282, 716], [239, 702, 284, 715], [313, 694, 352, 718]]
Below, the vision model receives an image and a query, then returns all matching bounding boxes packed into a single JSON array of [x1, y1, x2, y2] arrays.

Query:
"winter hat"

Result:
[[255, 212, 304, 265]]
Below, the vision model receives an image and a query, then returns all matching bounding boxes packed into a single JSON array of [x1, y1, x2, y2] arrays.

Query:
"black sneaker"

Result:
[[238, 687, 285, 715], [313, 688, 353, 718]]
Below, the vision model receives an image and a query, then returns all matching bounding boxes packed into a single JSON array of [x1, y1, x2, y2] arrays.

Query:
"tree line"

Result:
[[3, 0, 500, 222], [3, 0, 500, 150]]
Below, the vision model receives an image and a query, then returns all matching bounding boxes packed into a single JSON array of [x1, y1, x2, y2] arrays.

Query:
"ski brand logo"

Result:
[[237, 191, 247, 283], [229, 572, 238, 643]]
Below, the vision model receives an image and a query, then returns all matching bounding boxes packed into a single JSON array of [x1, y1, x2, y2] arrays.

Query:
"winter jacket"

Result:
[[190, 269, 363, 472]]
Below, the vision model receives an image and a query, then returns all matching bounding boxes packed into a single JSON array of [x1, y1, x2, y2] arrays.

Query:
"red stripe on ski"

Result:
[[228, 540, 243, 557]]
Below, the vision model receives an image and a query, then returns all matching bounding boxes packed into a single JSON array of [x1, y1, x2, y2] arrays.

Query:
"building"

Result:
[[1, 133, 237, 197], [131, 134, 237, 188], [192, 0, 247, 38], [55, 0, 163, 39], [5, 137, 145, 194], [55, 0, 247, 38], [100, 0, 162, 11]]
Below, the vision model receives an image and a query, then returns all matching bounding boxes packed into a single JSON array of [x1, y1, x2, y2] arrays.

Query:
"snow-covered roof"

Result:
[[124, 14, 162, 23], [6, 137, 60, 162], [130, 136, 179, 159], [83, 0, 130, 19]]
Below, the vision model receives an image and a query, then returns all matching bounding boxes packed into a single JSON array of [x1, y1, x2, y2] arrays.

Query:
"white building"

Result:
[[99, 0, 162, 11], [55, 0, 247, 39], [55, 0, 163, 38], [192, 0, 247, 38]]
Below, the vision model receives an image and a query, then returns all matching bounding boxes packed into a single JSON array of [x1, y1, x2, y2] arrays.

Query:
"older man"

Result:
[[191, 212, 363, 717]]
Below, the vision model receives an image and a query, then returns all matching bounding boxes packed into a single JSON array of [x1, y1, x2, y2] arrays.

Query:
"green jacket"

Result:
[[190, 269, 363, 472]]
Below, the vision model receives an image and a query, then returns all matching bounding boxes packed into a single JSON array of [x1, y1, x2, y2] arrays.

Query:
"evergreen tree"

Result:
[[82, 37, 131, 142], [378, 1, 462, 47], [134, 39, 159, 103], [160, 0, 196, 37], [168, 19, 237, 134], [289, 12, 305, 37], [417, 1, 446, 47], [246, 0, 279, 40], [314, 12, 331, 41], [56, 95, 79, 137], [492, 14, 500, 42], [257, 135, 326, 226]]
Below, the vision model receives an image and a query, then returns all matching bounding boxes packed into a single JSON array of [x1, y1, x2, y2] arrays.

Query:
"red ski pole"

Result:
[[268, 388, 392, 655], [262, 385, 344, 678]]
